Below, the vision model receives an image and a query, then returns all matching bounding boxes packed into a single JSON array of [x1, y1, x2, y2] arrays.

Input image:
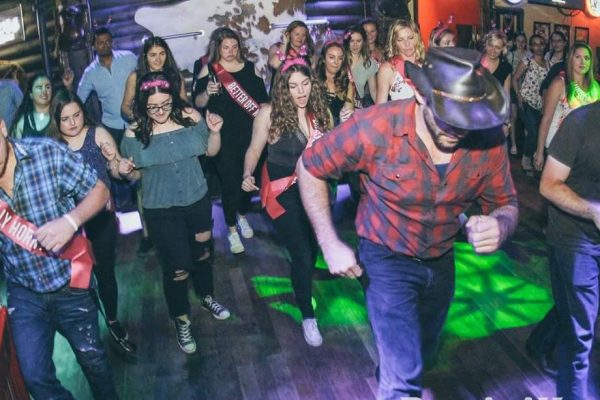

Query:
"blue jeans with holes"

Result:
[[549, 246, 600, 400], [7, 282, 118, 400], [359, 239, 455, 399]]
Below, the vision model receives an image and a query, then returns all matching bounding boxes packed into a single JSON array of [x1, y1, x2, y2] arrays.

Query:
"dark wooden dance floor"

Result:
[[21, 159, 600, 399]]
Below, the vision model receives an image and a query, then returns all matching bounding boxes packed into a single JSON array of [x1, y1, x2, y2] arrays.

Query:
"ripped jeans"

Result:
[[7, 282, 118, 400]]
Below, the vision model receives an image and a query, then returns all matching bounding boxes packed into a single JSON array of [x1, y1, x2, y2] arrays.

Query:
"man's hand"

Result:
[[465, 215, 503, 254], [323, 240, 363, 278], [36, 216, 77, 253]]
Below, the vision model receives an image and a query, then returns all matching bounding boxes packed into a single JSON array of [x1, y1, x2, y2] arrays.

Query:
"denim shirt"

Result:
[[77, 50, 137, 130]]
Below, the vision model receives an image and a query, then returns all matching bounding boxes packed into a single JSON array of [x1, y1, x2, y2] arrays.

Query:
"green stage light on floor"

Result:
[[251, 241, 553, 336]]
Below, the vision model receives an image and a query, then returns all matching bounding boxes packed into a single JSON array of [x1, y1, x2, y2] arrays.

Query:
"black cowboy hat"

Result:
[[405, 47, 509, 130]]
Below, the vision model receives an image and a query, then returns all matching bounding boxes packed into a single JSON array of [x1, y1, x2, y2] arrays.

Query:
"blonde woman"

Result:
[[376, 19, 425, 103]]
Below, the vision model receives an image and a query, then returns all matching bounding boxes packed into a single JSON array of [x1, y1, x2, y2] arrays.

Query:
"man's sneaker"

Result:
[[302, 318, 323, 347], [201, 295, 231, 320], [137, 237, 153, 256], [107, 321, 137, 358], [174, 318, 196, 354], [237, 216, 254, 239], [228, 231, 245, 254]]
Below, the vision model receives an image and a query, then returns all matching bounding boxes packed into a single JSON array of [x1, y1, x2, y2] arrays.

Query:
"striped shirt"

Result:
[[302, 99, 518, 259]]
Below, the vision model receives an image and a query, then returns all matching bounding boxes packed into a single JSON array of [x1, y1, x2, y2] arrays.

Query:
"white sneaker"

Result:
[[302, 318, 323, 347], [237, 216, 254, 239], [228, 231, 245, 254], [201, 295, 231, 320]]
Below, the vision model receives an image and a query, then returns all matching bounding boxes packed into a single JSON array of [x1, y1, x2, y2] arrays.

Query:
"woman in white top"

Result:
[[344, 25, 378, 107], [534, 43, 600, 171], [376, 19, 425, 104]]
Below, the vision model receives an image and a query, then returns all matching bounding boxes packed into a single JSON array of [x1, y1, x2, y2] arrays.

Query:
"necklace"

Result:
[[572, 82, 593, 106]]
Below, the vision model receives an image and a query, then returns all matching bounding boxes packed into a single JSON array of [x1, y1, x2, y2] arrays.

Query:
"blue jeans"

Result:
[[549, 247, 600, 400], [7, 282, 118, 400], [520, 103, 542, 158], [359, 239, 455, 399]]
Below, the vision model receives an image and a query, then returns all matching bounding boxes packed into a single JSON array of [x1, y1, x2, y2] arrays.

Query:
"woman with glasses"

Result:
[[195, 27, 268, 255], [121, 36, 186, 122], [47, 90, 136, 356], [119, 71, 230, 354]]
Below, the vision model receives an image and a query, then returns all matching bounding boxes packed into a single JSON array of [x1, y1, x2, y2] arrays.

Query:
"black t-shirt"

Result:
[[547, 102, 600, 254], [196, 61, 269, 152], [491, 60, 512, 87]]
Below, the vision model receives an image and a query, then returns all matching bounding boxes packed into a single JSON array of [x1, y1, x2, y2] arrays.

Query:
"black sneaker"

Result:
[[137, 237, 153, 256], [201, 295, 231, 320], [107, 321, 137, 359], [174, 318, 196, 354]]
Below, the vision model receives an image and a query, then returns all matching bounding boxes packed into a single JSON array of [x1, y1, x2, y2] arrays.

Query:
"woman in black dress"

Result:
[[195, 28, 269, 254]]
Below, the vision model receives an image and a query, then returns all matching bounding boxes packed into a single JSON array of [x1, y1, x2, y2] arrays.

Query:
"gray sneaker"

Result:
[[174, 318, 196, 354], [201, 295, 231, 320]]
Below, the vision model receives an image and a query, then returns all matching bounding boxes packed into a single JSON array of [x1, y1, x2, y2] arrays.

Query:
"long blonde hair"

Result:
[[385, 19, 425, 63]]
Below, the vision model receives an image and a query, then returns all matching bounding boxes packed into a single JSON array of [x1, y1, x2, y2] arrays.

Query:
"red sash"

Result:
[[0, 201, 94, 289], [260, 113, 324, 219], [390, 56, 415, 86], [212, 63, 261, 118]]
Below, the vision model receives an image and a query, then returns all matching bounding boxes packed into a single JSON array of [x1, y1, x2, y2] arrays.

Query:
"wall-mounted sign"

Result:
[[0, 5, 25, 47], [586, 0, 600, 16]]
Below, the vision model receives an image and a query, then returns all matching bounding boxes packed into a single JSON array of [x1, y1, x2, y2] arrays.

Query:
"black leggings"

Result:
[[144, 196, 214, 318], [85, 211, 118, 321], [215, 146, 252, 227], [268, 162, 317, 319]]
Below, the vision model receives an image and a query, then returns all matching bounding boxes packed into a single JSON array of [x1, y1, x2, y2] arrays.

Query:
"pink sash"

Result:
[[0, 201, 94, 289], [212, 63, 261, 118]]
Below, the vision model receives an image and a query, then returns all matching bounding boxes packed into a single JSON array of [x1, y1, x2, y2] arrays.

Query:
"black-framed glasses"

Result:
[[146, 102, 173, 114]]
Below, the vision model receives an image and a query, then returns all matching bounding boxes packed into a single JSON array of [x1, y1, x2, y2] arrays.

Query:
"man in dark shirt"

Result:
[[0, 118, 117, 399], [539, 102, 600, 400], [297, 48, 519, 398]]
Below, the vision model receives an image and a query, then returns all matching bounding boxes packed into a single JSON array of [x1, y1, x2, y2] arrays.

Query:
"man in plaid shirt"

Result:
[[0, 118, 117, 399], [298, 48, 518, 398]]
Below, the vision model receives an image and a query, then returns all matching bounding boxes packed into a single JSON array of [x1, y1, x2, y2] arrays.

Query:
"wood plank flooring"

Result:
[[8, 158, 600, 399]]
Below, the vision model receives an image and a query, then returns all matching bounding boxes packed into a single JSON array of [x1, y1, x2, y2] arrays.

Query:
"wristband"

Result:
[[63, 214, 79, 232]]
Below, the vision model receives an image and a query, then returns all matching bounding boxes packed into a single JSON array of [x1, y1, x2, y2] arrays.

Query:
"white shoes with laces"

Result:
[[228, 231, 245, 254]]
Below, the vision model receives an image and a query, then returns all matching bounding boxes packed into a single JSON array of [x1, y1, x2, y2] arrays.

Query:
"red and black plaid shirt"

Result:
[[302, 99, 518, 259]]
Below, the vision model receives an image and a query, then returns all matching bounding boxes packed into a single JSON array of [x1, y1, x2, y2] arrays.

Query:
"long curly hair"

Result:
[[137, 36, 182, 94], [132, 71, 194, 148], [385, 19, 425, 63], [343, 25, 372, 69], [269, 63, 330, 143], [315, 41, 350, 98]]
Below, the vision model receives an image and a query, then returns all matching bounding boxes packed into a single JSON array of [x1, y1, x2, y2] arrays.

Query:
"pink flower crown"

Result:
[[140, 79, 170, 92], [281, 57, 308, 73], [433, 14, 455, 42]]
